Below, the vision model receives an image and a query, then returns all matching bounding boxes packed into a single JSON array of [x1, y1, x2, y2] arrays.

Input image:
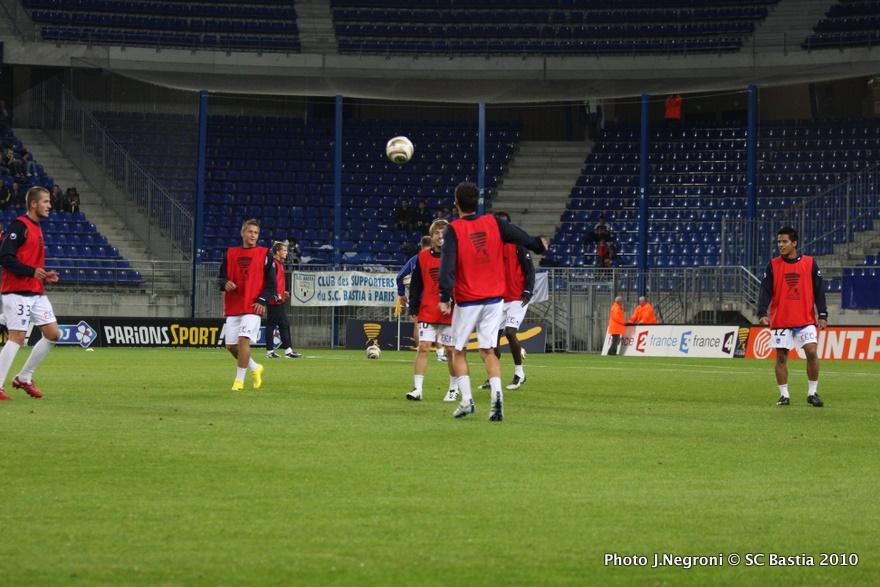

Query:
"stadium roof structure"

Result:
[[4, 39, 880, 102]]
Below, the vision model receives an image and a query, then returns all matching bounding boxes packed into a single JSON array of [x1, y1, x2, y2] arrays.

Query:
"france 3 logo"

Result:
[[57, 320, 99, 348]]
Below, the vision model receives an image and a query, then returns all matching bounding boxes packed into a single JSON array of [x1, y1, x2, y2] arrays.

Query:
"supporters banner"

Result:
[[291, 271, 397, 307], [601, 325, 741, 358], [346, 319, 547, 353], [744, 326, 880, 361]]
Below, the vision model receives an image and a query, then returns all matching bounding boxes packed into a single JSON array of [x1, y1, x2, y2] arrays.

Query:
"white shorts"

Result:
[[451, 301, 504, 351], [2, 294, 56, 331], [225, 314, 262, 345], [499, 300, 529, 331], [770, 325, 818, 351], [418, 322, 454, 346]]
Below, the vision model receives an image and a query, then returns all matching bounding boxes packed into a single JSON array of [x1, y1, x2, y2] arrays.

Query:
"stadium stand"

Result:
[[92, 112, 521, 265], [24, 0, 301, 53], [333, 0, 778, 55], [804, 0, 880, 49], [0, 129, 142, 286], [547, 118, 880, 275]]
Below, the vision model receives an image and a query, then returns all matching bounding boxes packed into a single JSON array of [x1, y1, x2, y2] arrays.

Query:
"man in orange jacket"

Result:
[[607, 296, 626, 355], [629, 296, 658, 325]]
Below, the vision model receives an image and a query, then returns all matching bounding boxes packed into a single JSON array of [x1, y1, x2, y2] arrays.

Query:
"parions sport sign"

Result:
[[14, 317, 283, 348]]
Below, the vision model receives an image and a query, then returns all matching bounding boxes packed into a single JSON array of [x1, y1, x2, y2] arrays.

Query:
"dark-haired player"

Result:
[[757, 226, 828, 407], [438, 182, 547, 421]]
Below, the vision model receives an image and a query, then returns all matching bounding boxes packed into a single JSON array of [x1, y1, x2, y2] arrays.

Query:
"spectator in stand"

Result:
[[49, 185, 63, 212], [665, 94, 682, 125], [65, 187, 81, 214], [10, 182, 26, 210], [604, 249, 621, 268], [0, 183, 11, 210], [628, 296, 658, 324], [285, 236, 303, 266], [413, 199, 433, 234], [584, 215, 614, 245], [5, 150, 24, 179], [595, 239, 610, 268], [22, 150, 37, 178], [0, 100, 11, 130], [393, 199, 414, 231]]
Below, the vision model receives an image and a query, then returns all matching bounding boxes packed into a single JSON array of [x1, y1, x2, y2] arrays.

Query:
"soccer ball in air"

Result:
[[366, 345, 382, 360], [386, 136, 414, 164]]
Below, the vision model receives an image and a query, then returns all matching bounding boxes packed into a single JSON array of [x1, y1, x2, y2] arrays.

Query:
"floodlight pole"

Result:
[[637, 93, 650, 297], [746, 84, 758, 270], [478, 101, 486, 215], [191, 89, 208, 318], [332, 94, 344, 347]]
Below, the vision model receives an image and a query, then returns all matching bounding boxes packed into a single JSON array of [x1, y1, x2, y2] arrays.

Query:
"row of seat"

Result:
[[334, 6, 768, 24], [41, 27, 302, 51], [337, 22, 755, 38], [24, 0, 294, 16], [338, 37, 744, 54], [31, 12, 299, 33]]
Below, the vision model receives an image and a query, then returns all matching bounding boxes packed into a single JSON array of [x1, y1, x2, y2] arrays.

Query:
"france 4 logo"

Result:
[[58, 320, 99, 348]]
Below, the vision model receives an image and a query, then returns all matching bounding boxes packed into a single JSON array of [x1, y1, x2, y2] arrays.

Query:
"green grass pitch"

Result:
[[1, 347, 878, 586]]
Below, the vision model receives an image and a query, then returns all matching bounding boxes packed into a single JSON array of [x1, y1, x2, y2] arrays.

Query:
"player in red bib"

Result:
[[217, 218, 276, 391], [406, 219, 459, 402], [265, 241, 303, 359], [0, 187, 61, 401], [757, 226, 828, 407], [438, 182, 547, 421]]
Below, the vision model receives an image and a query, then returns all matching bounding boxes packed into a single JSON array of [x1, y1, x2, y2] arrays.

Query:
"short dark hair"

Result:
[[778, 226, 798, 244], [26, 186, 49, 209], [493, 210, 511, 223], [454, 182, 480, 214]]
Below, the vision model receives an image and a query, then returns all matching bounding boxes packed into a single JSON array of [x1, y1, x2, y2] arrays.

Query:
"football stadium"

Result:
[[1, 1, 879, 585]]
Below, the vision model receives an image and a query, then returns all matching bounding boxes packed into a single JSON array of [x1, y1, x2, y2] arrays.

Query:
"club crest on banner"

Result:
[[292, 273, 316, 304]]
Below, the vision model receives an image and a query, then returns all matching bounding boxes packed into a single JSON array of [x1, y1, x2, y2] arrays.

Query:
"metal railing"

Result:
[[29, 78, 194, 264]]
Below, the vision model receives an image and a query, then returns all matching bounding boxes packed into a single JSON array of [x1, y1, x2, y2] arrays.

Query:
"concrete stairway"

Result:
[[752, 0, 830, 50], [12, 129, 192, 316], [489, 140, 590, 244], [293, 0, 337, 54], [14, 129, 153, 263]]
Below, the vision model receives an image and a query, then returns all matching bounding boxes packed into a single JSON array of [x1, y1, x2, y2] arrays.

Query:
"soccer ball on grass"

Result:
[[366, 345, 382, 360]]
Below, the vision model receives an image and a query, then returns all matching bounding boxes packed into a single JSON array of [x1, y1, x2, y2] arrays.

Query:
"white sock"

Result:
[[458, 376, 473, 404], [436, 349, 444, 358], [493, 389, 504, 406], [514, 365, 525, 378], [414, 374, 424, 393], [17, 338, 56, 382], [236, 367, 247, 381], [808, 380, 818, 396], [778, 384, 789, 398], [489, 376, 502, 394], [0, 341, 22, 384], [248, 359, 259, 371], [448, 375, 458, 391], [285, 348, 293, 354]]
